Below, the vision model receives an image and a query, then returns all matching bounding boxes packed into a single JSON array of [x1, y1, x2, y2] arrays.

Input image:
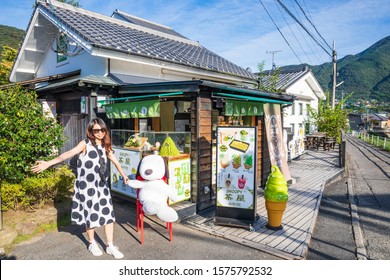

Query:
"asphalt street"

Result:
[[4, 200, 280, 260], [308, 135, 390, 260]]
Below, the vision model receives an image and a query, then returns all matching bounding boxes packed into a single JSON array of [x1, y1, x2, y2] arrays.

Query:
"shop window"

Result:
[[176, 101, 191, 113], [305, 123, 310, 135], [306, 104, 310, 116], [139, 119, 149, 131]]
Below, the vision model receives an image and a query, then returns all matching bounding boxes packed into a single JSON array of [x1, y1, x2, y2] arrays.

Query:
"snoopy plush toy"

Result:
[[128, 154, 178, 223]]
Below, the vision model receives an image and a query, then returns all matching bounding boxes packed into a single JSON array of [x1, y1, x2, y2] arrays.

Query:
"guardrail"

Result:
[[351, 131, 390, 151]]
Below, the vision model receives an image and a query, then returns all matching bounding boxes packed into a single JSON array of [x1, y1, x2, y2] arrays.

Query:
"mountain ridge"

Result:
[[0, 25, 25, 59], [281, 36, 390, 103]]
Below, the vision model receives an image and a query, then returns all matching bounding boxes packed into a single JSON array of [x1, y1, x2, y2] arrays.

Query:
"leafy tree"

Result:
[[256, 61, 282, 93], [57, 0, 80, 7], [0, 46, 17, 85], [308, 91, 350, 142], [0, 86, 65, 183]]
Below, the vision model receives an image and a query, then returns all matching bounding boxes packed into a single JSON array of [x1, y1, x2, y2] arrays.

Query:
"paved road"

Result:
[[5, 200, 280, 260], [308, 134, 390, 260], [307, 174, 356, 259], [4, 134, 389, 260]]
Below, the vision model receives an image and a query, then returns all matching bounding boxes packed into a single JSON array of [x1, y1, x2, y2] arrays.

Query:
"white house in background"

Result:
[[260, 66, 326, 158]]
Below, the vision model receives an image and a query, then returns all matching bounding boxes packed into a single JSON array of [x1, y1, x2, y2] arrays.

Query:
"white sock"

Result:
[[107, 242, 113, 247], [89, 239, 96, 245]]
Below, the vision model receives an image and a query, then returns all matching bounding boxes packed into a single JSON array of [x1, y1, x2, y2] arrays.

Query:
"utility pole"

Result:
[[332, 41, 337, 109], [266, 50, 282, 70]]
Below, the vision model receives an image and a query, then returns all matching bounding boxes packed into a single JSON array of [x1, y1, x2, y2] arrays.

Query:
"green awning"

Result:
[[99, 91, 183, 105], [105, 100, 160, 119], [213, 92, 292, 105]]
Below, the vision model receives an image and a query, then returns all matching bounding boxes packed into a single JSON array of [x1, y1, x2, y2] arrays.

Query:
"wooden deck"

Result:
[[183, 149, 343, 259]]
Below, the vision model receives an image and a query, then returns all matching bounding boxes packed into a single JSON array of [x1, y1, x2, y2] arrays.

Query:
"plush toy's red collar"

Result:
[[136, 175, 167, 183]]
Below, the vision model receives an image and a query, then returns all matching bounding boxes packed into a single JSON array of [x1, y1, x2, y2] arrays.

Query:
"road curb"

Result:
[[347, 175, 368, 260]]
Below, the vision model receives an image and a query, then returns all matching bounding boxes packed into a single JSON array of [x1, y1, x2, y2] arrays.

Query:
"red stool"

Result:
[[136, 189, 173, 245]]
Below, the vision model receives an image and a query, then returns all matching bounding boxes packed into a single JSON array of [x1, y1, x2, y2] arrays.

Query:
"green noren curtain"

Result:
[[105, 100, 160, 119], [225, 100, 263, 116]]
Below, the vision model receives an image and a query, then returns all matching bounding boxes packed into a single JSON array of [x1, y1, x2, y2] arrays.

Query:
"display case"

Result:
[[110, 130, 191, 203]]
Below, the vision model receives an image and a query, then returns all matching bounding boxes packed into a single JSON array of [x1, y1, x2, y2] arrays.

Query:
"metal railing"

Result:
[[351, 131, 390, 151]]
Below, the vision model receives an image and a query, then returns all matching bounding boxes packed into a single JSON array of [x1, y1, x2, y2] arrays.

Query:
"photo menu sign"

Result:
[[215, 126, 257, 228]]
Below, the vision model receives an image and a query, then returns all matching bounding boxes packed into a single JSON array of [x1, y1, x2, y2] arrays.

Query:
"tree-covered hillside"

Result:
[[0, 25, 25, 60], [282, 36, 390, 104]]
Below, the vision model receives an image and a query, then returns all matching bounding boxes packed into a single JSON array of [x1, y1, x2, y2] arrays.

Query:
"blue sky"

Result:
[[1, 0, 389, 71]]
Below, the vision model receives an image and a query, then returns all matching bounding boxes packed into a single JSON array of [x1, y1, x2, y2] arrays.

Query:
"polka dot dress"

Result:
[[71, 139, 115, 228]]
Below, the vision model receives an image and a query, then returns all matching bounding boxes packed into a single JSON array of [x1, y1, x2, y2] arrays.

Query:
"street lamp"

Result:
[[335, 81, 344, 108]]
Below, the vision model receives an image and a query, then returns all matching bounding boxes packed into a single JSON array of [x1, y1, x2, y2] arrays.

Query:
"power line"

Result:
[[293, 0, 332, 51], [289, 0, 325, 64], [273, 0, 313, 65], [258, 0, 303, 65], [275, 0, 332, 57]]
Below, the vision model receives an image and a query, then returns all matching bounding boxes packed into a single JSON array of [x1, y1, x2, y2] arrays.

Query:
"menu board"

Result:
[[167, 156, 191, 204], [215, 126, 257, 228], [110, 148, 192, 203], [110, 148, 141, 199]]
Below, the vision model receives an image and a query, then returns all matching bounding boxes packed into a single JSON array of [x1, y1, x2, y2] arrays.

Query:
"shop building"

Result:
[[10, 1, 294, 216], [260, 67, 325, 159]]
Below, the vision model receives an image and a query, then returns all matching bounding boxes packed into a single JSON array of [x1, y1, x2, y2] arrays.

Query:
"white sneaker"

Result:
[[106, 245, 124, 259], [88, 243, 103, 257]]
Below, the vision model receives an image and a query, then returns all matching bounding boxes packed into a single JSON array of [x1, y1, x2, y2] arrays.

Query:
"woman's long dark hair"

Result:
[[86, 118, 112, 154]]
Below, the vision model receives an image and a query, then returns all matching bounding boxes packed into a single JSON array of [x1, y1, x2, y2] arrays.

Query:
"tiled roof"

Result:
[[259, 67, 309, 90], [38, 1, 256, 80], [112, 9, 188, 39], [369, 114, 388, 121]]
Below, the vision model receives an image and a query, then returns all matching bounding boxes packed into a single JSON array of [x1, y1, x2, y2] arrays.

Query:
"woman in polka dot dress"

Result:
[[31, 118, 129, 259]]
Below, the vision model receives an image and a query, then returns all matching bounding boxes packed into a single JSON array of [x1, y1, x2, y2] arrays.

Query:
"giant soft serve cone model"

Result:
[[264, 165, 288, 230]]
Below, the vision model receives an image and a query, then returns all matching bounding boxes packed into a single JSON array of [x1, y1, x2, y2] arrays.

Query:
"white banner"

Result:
[[264, 104, 291, 181]]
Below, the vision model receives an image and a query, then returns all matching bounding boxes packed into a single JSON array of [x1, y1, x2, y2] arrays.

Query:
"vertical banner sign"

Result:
[[264, 104, 292, 181], [215, 126, 257, 229]]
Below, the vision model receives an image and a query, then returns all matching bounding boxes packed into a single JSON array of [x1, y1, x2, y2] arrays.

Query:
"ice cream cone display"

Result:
[[264, 165, 288, 230], [220, 153, 230, 168], [232, 154, 241, 169], [243, 154, 253, 170]]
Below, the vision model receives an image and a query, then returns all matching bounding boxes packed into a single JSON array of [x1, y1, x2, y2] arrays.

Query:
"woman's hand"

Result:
[[123, 176, 130, 186], [31, 161, 50, 173]]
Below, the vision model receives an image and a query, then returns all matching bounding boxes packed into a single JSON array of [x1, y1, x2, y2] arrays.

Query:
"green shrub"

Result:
[[0, 182, 25, 210], [308, 91, 350, 143], [0, 166, 75, 211], [0, 85, 65, 183]]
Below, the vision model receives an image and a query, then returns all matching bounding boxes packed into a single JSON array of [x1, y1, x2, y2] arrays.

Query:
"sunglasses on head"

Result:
[[92, 128, 105, 134]]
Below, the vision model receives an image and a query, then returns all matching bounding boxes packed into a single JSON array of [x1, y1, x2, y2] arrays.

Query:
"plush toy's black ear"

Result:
[[162, 156, 169, 180]]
